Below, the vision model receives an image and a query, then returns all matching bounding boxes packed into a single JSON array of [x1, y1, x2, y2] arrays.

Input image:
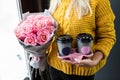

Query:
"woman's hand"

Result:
[[74, 51, 104, 67]]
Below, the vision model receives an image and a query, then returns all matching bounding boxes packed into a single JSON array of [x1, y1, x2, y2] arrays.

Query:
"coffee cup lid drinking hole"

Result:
[[76, 33, 93, 43], [57, 34, 73, 43]]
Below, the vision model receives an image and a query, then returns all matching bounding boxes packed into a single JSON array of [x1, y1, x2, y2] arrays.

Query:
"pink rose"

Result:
[[24, 33, 37, 46], [15, 29, 24, 40], [45, 16, 54, 26], [45, 25, 55, 34], [14, 26, 25, 40], [33, 19, 46, 30], [17, 23, 33, 39], [37, 29, 51, 45], [34, 14, 44, 20]]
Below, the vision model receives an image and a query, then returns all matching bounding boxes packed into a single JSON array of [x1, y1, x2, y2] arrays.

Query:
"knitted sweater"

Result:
[[47, 0, 116, 76]]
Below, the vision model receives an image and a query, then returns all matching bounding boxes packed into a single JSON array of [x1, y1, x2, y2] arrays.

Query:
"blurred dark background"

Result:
[[95, 0, 120, 80], [20, 0, 120, 80], [20, 0, 49, 13]]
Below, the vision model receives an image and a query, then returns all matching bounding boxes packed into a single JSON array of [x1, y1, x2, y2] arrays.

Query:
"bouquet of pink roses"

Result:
[[14, 10, 57, 74], [15, 11, 56, 46]]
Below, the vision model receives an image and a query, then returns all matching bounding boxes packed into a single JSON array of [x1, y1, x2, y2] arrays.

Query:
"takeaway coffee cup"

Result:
[[57, 34, 73, 56], [76, 33, 93, 55]]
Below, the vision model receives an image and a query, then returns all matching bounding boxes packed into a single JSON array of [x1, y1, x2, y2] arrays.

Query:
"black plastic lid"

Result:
[[76, 33, 93, 43], [57, 34, 73, 43]]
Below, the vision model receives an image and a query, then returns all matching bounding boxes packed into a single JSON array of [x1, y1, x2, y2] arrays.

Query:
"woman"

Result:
[[47, 0, 116, 80]]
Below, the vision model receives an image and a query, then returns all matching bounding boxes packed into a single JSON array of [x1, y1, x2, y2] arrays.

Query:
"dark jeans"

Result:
[[49, 66, 94, 80]]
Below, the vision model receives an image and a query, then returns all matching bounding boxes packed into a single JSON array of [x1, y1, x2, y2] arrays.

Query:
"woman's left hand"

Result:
[[74, 51, 104, 67]]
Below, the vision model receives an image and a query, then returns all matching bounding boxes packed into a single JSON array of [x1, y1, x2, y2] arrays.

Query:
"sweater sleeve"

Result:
[[94, 0, 116, 59]]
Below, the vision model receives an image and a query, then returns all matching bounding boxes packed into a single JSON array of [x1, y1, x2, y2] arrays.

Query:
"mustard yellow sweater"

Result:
[[47, 0, 116, 76]]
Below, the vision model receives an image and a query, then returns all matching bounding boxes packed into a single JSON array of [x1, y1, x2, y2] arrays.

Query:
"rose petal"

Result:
[[37, 29, 50, 45]]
